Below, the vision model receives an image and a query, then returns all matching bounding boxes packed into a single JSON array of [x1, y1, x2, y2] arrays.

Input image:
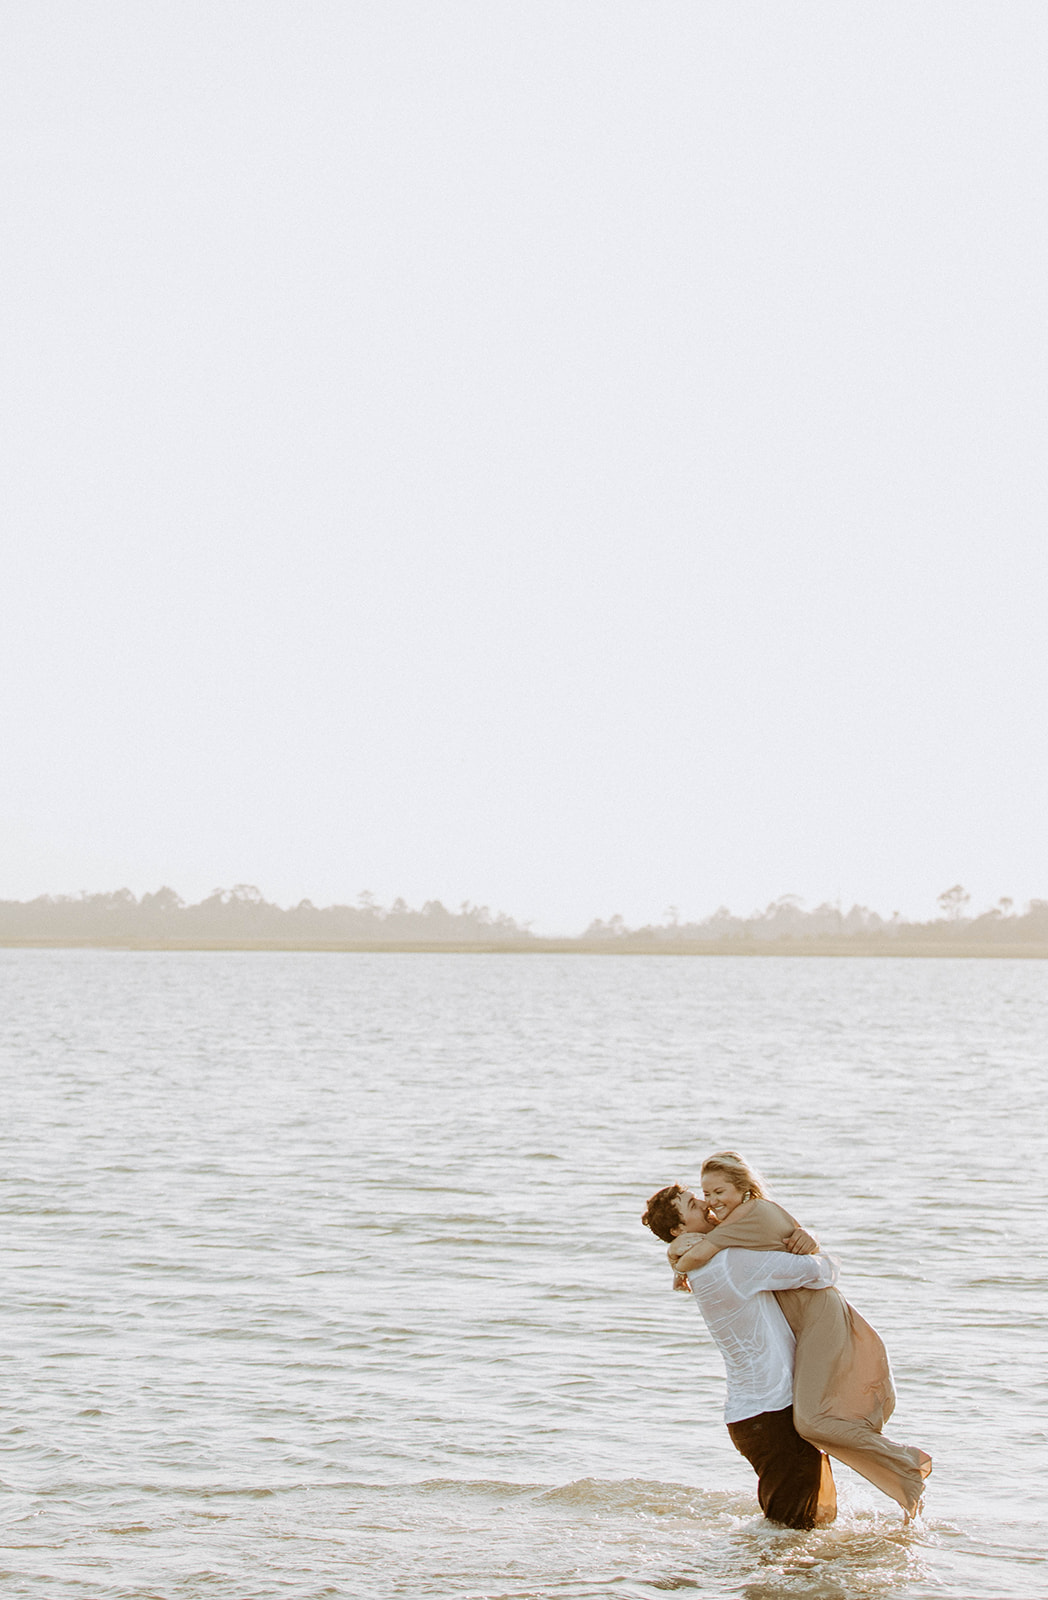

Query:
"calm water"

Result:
[[1, 950, 1046, 1599]]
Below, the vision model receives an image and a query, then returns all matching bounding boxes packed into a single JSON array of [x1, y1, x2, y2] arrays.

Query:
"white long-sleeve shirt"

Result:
[[688, 1248, 840, 1424]]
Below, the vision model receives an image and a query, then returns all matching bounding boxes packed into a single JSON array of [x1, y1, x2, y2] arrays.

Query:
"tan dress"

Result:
[[696, 1197, 930, 1515]]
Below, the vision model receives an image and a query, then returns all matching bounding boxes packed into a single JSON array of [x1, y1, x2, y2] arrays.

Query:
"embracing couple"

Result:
[[643, 1152, 932, 1528]]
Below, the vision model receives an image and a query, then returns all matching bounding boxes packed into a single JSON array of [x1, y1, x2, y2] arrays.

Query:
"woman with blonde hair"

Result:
[[643, 1152, 932, 1519]]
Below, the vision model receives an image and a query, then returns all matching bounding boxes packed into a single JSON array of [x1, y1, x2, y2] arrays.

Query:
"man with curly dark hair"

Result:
[[643, 1177, 837, 1529]]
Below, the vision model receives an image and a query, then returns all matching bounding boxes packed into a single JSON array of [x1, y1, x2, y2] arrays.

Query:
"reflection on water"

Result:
[[1, 949, 1045, 1598]]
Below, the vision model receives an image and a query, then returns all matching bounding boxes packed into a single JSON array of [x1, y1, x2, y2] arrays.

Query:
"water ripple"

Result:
[[1, 950, 1045, 1597]]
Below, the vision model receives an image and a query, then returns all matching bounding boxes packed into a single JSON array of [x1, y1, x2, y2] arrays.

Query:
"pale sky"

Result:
[[3, 3, 1046, 933]]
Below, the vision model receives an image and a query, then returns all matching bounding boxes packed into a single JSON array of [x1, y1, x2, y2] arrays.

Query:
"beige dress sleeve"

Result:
[[699, 1197, 931, 1515], [698, 1195, 800, 1251]]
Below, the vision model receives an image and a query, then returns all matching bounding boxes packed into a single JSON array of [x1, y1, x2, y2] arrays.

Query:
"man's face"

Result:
[[672, 1187, 712, 1236]]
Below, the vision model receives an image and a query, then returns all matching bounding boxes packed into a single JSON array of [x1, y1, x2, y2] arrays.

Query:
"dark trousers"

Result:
[[726, 1406, 837, 1529]]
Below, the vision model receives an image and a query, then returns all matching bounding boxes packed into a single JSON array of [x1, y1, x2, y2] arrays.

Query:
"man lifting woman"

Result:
[[642, 1152, 931, 1527]]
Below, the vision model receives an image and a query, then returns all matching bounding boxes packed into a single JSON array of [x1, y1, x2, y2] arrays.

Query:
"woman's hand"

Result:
[[783, 1226, 819, 1254], [671, 1234, 718, 1272], [668, 1229, 709, 1266]]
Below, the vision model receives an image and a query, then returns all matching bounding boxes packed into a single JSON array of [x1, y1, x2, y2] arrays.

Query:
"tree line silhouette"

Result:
[[1, 883, 1046, 946], [583, 887, 1048, 944], [0, 884, 531, 943]]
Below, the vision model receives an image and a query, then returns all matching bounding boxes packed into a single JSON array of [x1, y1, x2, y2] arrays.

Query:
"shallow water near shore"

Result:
[[1, 949, 1045, 1598]]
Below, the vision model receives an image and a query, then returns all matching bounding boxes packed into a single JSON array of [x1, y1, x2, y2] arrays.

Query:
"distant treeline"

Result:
[[583, 887, 1048, 945], [1, 882, 1047, 947], [0, 884, 532, 944]]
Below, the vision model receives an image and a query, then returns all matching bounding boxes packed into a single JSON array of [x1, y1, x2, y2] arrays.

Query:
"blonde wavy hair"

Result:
[[700, 1150, 767, 1201]]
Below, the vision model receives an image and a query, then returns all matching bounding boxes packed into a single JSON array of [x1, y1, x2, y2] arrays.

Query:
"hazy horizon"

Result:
[[4, 5, 1047, 933], [4, 878, 1046, 942]]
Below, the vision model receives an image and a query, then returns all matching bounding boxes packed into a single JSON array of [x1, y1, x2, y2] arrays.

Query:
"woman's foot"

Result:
[[902, 1453, 931, 1524]]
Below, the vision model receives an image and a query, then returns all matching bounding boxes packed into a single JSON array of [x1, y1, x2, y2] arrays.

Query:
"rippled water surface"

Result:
[[1, 949, 1046, 1598]]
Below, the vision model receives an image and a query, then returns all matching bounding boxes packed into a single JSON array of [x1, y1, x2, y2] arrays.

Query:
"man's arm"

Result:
[[728, 1249, 840, 1296]]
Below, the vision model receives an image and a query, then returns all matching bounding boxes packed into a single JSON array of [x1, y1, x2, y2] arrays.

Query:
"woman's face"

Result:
[[701, 1171, 746, 1222]]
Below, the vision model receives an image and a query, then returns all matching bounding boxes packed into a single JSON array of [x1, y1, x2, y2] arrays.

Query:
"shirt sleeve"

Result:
[[721, 1249, 840, 1297], [705, 1197, 800, 1251]]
